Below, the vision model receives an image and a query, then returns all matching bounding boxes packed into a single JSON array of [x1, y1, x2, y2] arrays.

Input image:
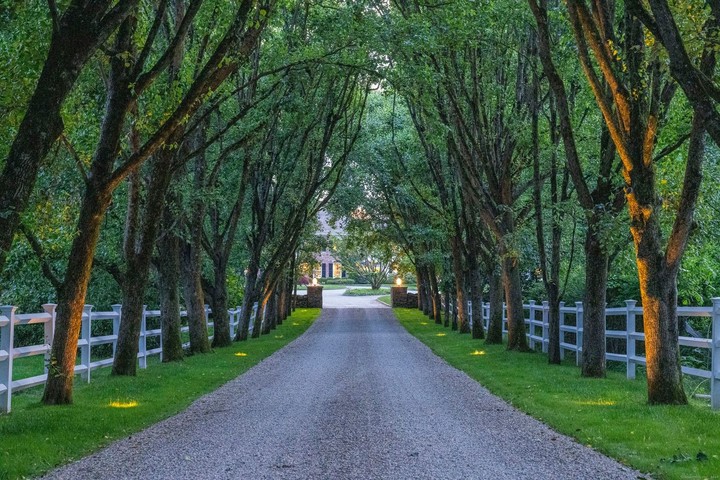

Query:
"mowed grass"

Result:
[[377, 295, 391, 306], [394, 308, 720, 480], [343, 288, 391, 296], [0, 308, 320, 479]]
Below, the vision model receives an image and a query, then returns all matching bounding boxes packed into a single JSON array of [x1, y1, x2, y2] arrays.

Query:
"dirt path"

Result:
[[45, 307, 639, 479]]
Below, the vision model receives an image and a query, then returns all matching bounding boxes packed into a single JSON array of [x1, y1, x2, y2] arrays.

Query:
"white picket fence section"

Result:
[[467, 297, 720, 409], [0, 302, 259, 413]]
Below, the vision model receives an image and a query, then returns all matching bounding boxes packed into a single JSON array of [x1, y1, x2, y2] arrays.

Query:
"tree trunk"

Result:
[[181, 241, 211, 354], [486, 267, 504, 345], [264, 290, 277, 334], [443, 287, 451, 328], [156, 225, 184, 362], [42, 188, 112, 404], [252, 295, 267, 339], [501, 246, 529, 351], [429, 266, 442, 324], [581, 218, 608, 376], [113, 271, 148, 376], [469, 265, 485, 340], [0, 3, 136, 271], [210, 259, 232, 347], [451, 235, 470, 334], [237, 259, 259, 341], [629, 170, 687, 404]]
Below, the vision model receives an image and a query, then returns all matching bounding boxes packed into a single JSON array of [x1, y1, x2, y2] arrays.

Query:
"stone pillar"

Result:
[[391, 286, 408, 308], [307, 286, 323, 308]]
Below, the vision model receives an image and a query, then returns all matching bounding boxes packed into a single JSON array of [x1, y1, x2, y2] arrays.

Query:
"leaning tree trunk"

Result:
[[581, 217, 608, 376], [42, 188, 112, 404], [486, 266, 504, 345], [0, 3, 136, 272], [180, 241, 211, 354], [156, 226, 184, 362]]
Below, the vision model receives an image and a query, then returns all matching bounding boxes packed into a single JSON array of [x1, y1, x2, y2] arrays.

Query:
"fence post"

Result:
[[467, 300, 473, 328], [542, 301, 549, 354], [625, 300, 637, 380], [559, 302, 566, 360], [81, 305, 93, 382], [528, 300, 536, 349], [575, 301, 583, 366], [42, 304, 57, 375], [0, 306, 17, 413], [711, 297, 720, 410], [139, 305, 148, 369], [484, 302, 489, 331], [111, 305, 122, 359]]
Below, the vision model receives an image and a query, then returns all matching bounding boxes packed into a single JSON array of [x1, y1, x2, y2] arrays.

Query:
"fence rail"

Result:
[[0, 302, 259, 413], [468, 297, 720, 409]]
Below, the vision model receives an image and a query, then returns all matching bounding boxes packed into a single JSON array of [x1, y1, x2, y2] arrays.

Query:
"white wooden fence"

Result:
[[0, 302, 259, 413], [467, 298, 720, 409]]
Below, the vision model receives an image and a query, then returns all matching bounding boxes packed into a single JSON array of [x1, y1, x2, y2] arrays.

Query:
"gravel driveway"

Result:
[[44, 307, 640, 479]]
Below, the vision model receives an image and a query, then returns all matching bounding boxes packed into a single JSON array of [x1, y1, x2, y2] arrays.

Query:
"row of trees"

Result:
[[0, 1, 370, 405], [328, 0, 720, 406], [2, 0, 719, 409]]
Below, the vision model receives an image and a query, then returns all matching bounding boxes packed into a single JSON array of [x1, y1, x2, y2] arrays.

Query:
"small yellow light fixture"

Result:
[[436, 333, 446, 337], [395, 277, 402, 286], [109, 400, 139, 409], [470, 350, 486, 356], [234, 352, 248, 357], [420, 322, 428, 325], [312, 277, 318, 286]]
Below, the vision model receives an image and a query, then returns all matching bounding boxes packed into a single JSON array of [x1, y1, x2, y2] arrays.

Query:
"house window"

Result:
[[328, 262, 334, 278], [321, 263, 326, 278], [342, 269, 347, 278]]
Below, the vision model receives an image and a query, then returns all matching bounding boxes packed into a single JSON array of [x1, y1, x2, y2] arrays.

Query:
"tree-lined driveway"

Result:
[[46, 307, 638, 479]]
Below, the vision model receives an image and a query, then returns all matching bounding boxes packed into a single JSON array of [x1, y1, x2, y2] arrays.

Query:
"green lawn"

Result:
[[344, 287, 391, 296], [0, 308, 320, 479], [377, 295, 391, 306], [295, 284, 348, 290], [393, 307, 720, 480]]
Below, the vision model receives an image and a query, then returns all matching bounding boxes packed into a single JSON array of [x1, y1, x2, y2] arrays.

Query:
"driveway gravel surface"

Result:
[[45, 305, 641, 479]]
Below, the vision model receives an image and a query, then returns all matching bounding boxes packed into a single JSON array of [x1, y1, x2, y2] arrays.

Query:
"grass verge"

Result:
[[393, 307, 720, 480], [344, 288, 391, 296], [377, 295, 391, 306], [0, 308, 321, 479]]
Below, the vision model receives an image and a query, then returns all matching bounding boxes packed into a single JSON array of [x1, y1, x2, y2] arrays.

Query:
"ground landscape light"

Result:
[[109, 400, 139, 408], [235, 352, 248, 357]]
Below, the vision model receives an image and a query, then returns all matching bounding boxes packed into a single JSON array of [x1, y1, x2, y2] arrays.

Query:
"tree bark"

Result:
[[451, 234, 470, 334], [42, 188, 112, 404], [469, 263, 485, 340], [210, 258, 232, 347], [500, 239, 529, 351], [486, 266, 504, 345], [0, 2, 137, 271], [181, 240, 211, 354], [581, 218, 608, 377], [156, 220, 184, 362]]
